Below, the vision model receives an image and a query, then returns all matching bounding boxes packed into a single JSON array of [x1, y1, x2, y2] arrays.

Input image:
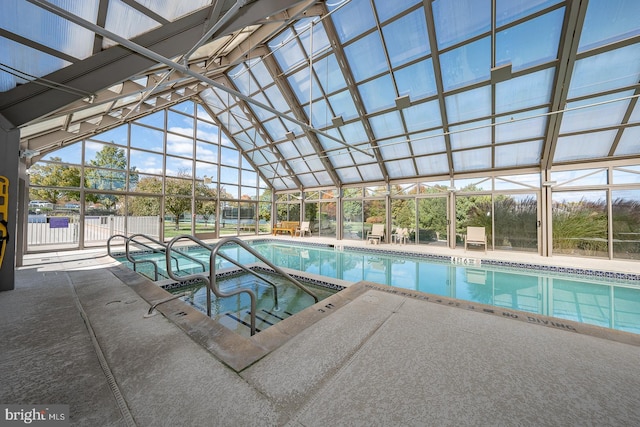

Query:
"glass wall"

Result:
[[494, 194, 538, 252], [612, 189, 640, 260], [27, 100, 267, 250]]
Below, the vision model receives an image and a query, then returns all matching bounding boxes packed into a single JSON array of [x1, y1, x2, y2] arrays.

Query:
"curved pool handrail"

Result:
[[210, 237, 319, 304], [126, 233, 207, 274], [107, 234, 159, 281], [164, 234, 258, 335]]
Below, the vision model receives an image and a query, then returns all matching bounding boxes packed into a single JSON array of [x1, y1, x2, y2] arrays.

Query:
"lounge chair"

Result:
[[294, 221, 311, 237], [367, 223, 385, 244], [465, 226, 487, 253]]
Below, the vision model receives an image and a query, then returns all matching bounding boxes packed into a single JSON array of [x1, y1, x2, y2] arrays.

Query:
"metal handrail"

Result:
[[108, 234, 159, 281], [127, 233, 207, 274], [164, 235, 258, 335], [164, 235, 319, 336]]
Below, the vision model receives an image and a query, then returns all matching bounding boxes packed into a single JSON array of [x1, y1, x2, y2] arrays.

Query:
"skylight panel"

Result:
[[343, 32, 388, 82], [378, 137, 412, 160], [288, 69, 322, 105], [495, 141, 542, 168], [559, 91, 633, 134], [270, 28, 306, 73], [369, 111, 404, 139], [495, 108, 548, 143], [496, 8, 564, 71], [403, 101, 443, 133], [248, 59, 273, 88], [432, 0, 491, 50], [229, 63, 258, 96], [451, 147, 492, 172], [263, 86, 290, 115], [0, 37, 71, 92], [553, 130, 617, 162], [415, 153, 449, 175], [495, 68, 555, 114], [134, 0, 210, 21], [297, 18, 330, 57], [261, 118, 287, 140], [373, 0, 422, 23], [449, 119, 492, 150], [495, 0, 562, 27], [358, 163, 385, 182], [409, 130, 447, 155], [327, 90, 359, 121], [304, 99, 332, 128], [313, 54, 347, 94], [328, 0, 376, 43], [358, 75, 397, 113], [104, 0, 161, 49], [386, 159, 417, 178], [297, 173, 319, 188], [568, 43, 640, 99], [439, 37, 491, 91], [445, 86, 491, 124], [382, 8, 430, 68], [579, 0, 640, 52], [394, 59, 437, 101], [615, 126, 640, 156]]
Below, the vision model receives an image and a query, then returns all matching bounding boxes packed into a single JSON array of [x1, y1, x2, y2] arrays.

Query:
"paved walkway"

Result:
[[2, 244, 640, 426]]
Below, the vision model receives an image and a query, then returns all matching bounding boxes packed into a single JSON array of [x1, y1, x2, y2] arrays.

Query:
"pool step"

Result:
[[219, 308, 295, 336]]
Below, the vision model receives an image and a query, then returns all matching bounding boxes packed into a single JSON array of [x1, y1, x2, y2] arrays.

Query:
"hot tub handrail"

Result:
[[164, 235, 257, 335], [127, 233, 207, 273], [209, 237, 319, 304], [107, 233, 159, 281]]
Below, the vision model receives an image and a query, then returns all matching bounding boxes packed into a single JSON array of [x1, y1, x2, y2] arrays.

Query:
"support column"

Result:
[[0, 114, 19, 291]]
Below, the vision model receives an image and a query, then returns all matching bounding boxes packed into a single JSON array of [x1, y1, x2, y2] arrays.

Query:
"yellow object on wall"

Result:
[[0, 175, 9, 267]]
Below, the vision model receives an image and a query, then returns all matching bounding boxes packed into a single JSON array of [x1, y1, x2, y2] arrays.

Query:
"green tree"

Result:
[[85, 145, 138, 210], [28, 157, 81, 204]]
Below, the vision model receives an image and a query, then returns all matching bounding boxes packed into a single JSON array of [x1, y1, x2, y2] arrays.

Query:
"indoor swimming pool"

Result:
[[118, 240, 640, 335]]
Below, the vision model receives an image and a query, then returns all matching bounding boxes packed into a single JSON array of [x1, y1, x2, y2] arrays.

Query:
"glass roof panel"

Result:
[[200, 88, 226, 110], [135, 0, 210, 21], [288, 68, 322, 105], [560, 92, 633, 134], [369, 111, 403, 139], [449, 119, 492, 150], [410, 130, 447, 155], [495, 108, 548, 143], [452, 147, 492, 172], [394, 59, 437, 100], [313, 54, 347, 94], [297, 173, 319, 188], [104, 0, 161, 49], [373, 0, 421, 22], [328, 0, 376, 43], [579, 0, 640, 52], [358, 75, 397, 113], [246, 59, 271, 88], [403, 100, 443, 132], [439, 37, 491, 91], [445, 85, 492, 123], [496, 8, 563, 70], [295, 136, 317, 157], [382, 8, 430, 68], [327, 90, 358, 121], [344, 31, 388, 82], [247, 93, 275, 122], [495, 141, 542, 168], [496, 0, 562, 27], [358, 163, 384, 181], [386, 159, 417, 178], [297, 18, 330, 57], [615, 126, 640, 156], [495, 68, 555, 113], [263, 86, 290, 114], [336, 166, 361, 183], [1, 0, 98, 59], [554, 130, 617, 162], [270, 28, 306, 73], [229, 64, 258, 95], [0, 36, 72, 92], [262, 118, 287, 140], [329, 151, 356, 168], [304, 98, 331, 128], [432, 0, 491, 50], [415, 153, 449, 175], [378, 137, 411, 160], [568, 43, 640, 99]]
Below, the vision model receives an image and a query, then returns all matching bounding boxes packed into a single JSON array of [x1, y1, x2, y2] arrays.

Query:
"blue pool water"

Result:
[[120, 241, 640, 334]]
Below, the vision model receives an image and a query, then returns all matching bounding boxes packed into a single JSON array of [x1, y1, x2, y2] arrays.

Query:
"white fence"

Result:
[[27, 215, 159, 248]]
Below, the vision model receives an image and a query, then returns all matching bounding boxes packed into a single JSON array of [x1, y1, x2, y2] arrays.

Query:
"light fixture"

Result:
[[285, 131, 295, 141], [332, 116, 344, 127], [395, 95, 411, 109]]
